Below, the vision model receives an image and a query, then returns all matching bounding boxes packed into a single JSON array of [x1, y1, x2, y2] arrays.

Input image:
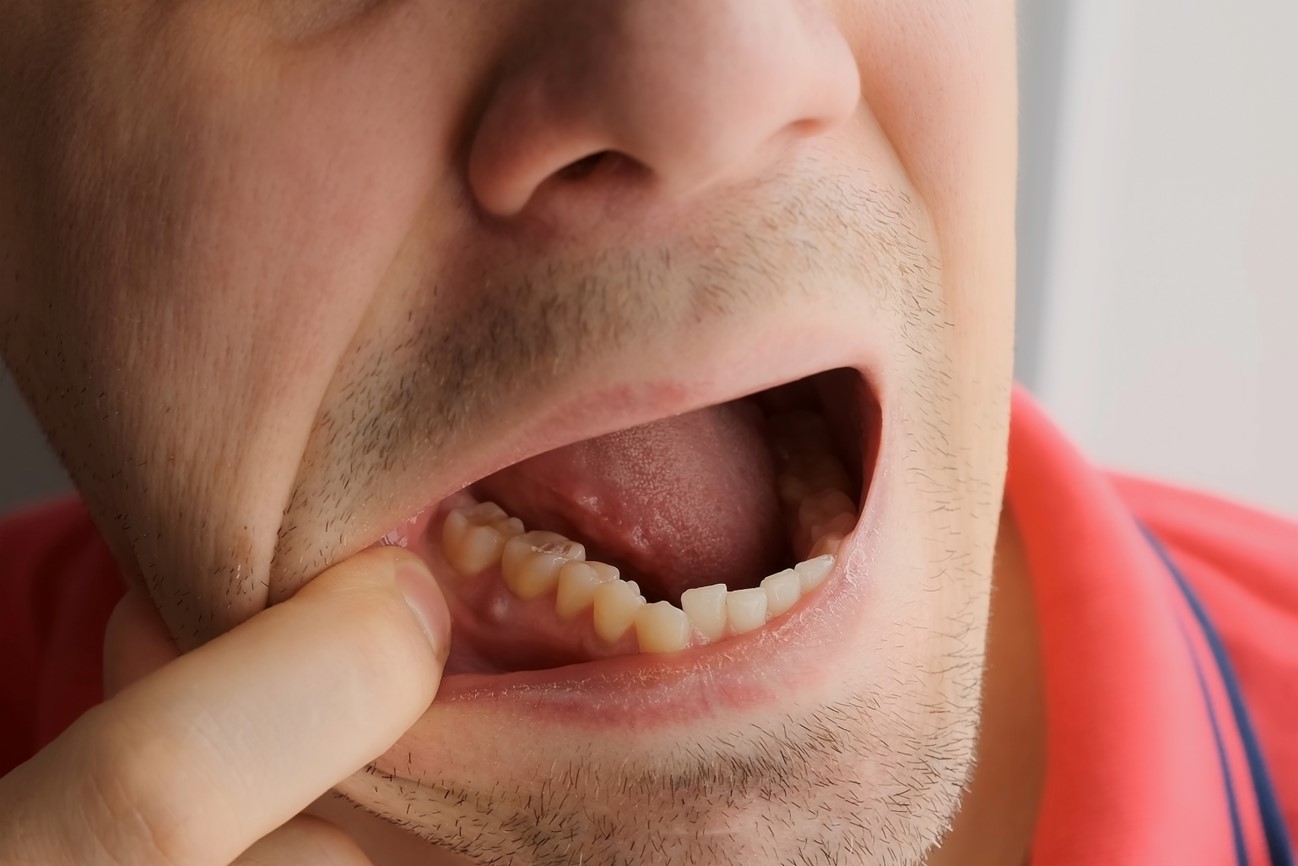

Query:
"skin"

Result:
[[0, 547, 453, 864], [0, 0, 1039, 864]]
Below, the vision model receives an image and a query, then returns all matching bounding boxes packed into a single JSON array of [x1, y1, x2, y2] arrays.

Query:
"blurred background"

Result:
[[3, 0, 1296, 516], [1016, 0, 1296, 516]]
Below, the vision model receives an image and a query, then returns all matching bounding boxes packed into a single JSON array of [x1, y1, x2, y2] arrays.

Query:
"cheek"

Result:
[[845, 0, 1018, 314], [844, 0, 1018, 435], [4, 5, 477, 639]]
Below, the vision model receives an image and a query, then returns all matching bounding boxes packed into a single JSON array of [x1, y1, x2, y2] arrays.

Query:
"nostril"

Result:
[[553, 150, 651, 189], [556, 151, 614, 182], [468, 0, 859, 222], [534, 151, 655, 213]]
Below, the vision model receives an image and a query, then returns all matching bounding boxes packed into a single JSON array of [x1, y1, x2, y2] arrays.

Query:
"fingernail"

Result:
[[393, 555, 451, 659]]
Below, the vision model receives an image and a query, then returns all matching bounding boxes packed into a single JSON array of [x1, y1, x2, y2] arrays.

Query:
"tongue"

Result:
[[476, 401, 788, 604]]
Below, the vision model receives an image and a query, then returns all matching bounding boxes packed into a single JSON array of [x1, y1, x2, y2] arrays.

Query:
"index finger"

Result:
[[1, 547, 448, 866]]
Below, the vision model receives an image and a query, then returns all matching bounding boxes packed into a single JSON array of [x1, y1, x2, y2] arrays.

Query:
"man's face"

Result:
[[1, 0, 1017, 862]]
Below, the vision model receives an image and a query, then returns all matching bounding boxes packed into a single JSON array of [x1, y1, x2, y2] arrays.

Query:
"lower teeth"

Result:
[[438, 405, 857, 655]]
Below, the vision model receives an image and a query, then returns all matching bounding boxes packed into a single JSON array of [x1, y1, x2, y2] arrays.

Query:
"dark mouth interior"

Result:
[[469, 368, 876, 606]]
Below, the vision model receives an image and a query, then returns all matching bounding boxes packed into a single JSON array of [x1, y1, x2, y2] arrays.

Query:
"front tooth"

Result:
[[794, 554, 834, 591], [760, 569, 802, 618], [635, 602, 691, 653], [726, 588, 768, 635], [443, 511, 507, 576], [593, 580, 645, 643], [502, 531, 585, 600], [555, 560, 619, 619], [681, 583, 727, 643]]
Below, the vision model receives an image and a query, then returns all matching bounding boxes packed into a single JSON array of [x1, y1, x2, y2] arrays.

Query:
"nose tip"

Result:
[[467, 0, 861, 218]]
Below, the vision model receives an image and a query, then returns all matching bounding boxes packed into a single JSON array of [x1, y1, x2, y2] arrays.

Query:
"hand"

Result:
[[0, 547, 450, 865]]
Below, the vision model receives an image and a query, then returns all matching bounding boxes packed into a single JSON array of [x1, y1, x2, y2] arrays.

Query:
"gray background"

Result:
[[0, 369, 71, 511]]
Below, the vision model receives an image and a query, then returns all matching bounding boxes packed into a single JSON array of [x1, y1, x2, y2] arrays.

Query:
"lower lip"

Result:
[[392, 490, 884, 729]]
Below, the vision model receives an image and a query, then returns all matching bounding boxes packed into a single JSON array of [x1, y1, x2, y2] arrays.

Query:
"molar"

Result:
[[809, 534, 844, 558], [502, 531, 586, 600], [556, 560, 619, 619], [798, 490, 856, 533], [809, 512, 856, 540], [777, 453, 852, 506], [442, 503, 523, 576]]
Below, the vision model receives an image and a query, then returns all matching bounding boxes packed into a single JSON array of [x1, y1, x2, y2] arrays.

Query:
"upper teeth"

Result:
[[765, 408, 858, 559]]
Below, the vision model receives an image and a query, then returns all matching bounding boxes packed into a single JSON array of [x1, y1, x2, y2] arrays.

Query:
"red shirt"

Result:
[[2, 390, 1295, 863]]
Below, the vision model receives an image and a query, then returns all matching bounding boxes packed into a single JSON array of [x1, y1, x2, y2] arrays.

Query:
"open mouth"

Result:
[[377, 367, 881, 698]]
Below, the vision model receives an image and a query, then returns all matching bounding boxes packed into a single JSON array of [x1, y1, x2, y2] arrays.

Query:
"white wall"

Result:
[[1037, 0, 1298, 516]]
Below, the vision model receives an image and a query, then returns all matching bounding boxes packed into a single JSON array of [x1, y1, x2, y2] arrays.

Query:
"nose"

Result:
[[467, 0, 861, 217]]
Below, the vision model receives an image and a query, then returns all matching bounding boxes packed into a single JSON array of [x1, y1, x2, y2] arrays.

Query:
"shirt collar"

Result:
[[1006, 387, 1271, 865]]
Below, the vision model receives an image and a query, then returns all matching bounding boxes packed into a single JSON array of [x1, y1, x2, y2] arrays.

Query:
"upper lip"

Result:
[[365, 338, 886, 565]]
